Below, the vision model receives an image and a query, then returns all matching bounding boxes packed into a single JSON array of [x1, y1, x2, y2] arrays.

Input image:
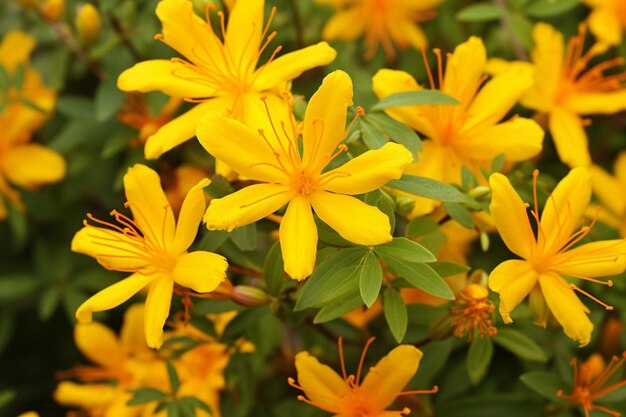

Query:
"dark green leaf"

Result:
[[376, 196, 396, 234], [0, 275, 39, 302], [95, 75, 125, 121], [467, 336, 494, 384], [456, 3, 505, 21], [230, 223, 257, 251], [127, 388, 167, 405], [526, 0, 579, 17], [179, 396, 212, 413], [167, 360, 180, 394], [206, 175, 234, 198], [39, 287, 61, 321], [372, 90, 459, 111], [359, 251, 383, 307], [405, 216, 439, 238], [0, 390, 15, 409], [429, 261, 470, 277], [443, 202, 475, 228], [365, 113, 421, 156], [315, 217, 354, 247], [314, 291, 363, 323], [493, 328, 548, 362], [360, 119, 387, 150], [383, 286, 408, 343], [388, 175, 470, 203], [377, 253, 454, 299], [374, 237, 436, 263], [196, 230, 229, 252], [520, 371, 566, 402], [264, 241, 284, 295], [56, 95, 96, 120]]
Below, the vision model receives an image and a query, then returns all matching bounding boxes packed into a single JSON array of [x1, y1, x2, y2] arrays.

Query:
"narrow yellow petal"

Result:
[[321, 8, 365, 40], [302, 70, 353, 170], [279, 196, 318, 280], [488, 173, 535, 259], [144, 275, 174, 349], [589, 164, 626, 217], [566, 90, 626, 115], [323, 142, 413, 195], [360, 345, 423, 410], [0, 30, 35, 71], [309, 191, 392, 246], [173, 178, 210, 252], [120, 304, 147, 356], [548, 108, 591, 167], [443, 37, 486, 105], [196, 111, 290, 183], [54, 382, 116, 407], [172, 251, 227, 293], [539, 273, 593, 346], [76, 273, 153, 323], [74, 322, 125, 368], [71, 227, 148, 271], [488, 260, 538, 324], [530, 23, 564, 107], [554, 240, 626, 277], [224, 0, 264, 72], [588, 8, 622, 47], [204, 184, 290, 231], [294, 351, 349, 412], [386, 16, 428, 50], [615, 151, 626, 186], [0, 144, 65, 189]]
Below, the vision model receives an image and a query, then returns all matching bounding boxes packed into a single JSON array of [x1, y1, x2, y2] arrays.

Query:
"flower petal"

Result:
[[224, 0, 264, 73], [74, 322, 125, 367], [173, 251, 227, 293], [566, 90, 626, 115], [71, 227, 148, 271], [548, 108, 590, 167], [541, 167, 591, 251], [615, 151, 626, 186], [488, 260, 538, 324], [302, 71, 353, 171], [173, 178, 210, 252], [488, 173, 535, 259], [76, 273, 153, 323], [0, 144, 65, 189], [196, 111, 290, 183], [310, 191, 392, 246], [294, 351, 349, 412], [144, 275, 174, 349], [589, 164, 625, 217], [387, 15, 428, 50], [530, 23, 564, 107], [120, 304, 147, 356], [144, 98, 230, 160], [0, 30, 35, 71], [360, 345, 423, 410], [539, 273, 593, 346], [117, 60, 218, 98], [280, 196, 318, 280], [253, 42, 337, 91], [204, 183, 290, 231], [323, 142, 413, 195], [554, 240, 626, 278], [54, 382, 116, 408], [123, 164, 176, 249], [321, 8, 365, 40], [443, 37, 486, 105], [588, 8, 622, 47]]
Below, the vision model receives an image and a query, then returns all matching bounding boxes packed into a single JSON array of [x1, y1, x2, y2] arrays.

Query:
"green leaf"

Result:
[[127, 388, 168, 405], [166, 402, 180, 417], [383, 286, 408, 343], [359, 251, 383, 307], [205, 175, 234, 198], [56, 95, 96, 121], [196, 230, 229, 252], [388, 175, 470, 203], [372, 90, 459, 111], [456, 3, 505, 21], [230, 223, 257, 251], [467, 336, 494, 384], [405, 216, 439, 238], [364, 113, 421, 156], [376, 196, 396, 234], [0, 275, 39, 302], [429, 261, 470, 277], [314, 291, 363, 323], [0, 390, 15, 409], [520, 371, 566, 402], [377, 253, 454, 299], [443, 202, 475, 228], [39, 287, 61, 321], [0, 313, 14, 355], [95, 75, 125, 121], [179, 396, 212, 413], [295, 247, 368, 310], [264, 241, 284, 296], [359, 119, 387, 150], [526, 0, 579, 17], [493, 328, 548, 363], [315, 217, 354, 247], [167, 360, 180, 394], [374, 237, 436, 263]]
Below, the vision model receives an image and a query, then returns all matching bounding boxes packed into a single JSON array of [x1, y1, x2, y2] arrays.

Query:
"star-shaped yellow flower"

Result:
[[289, 338, 436, 416], [72, 164, 228, 348], [197, 70, 413, 280], [584, 0, 626, 50], [0, 30, 65, 219], [318, 0, 441, 60], [117, 0, 336, 168], [488, 168, 626, 346], [373, 36, 544, 217]]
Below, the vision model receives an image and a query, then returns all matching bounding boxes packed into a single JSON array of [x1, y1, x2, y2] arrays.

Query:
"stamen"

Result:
[[420, 49, 435, 90], [570, 284, 613, 310], [355, 337, 375, 385], [338, 337, 348, 381], [433, 48, 444, 88]]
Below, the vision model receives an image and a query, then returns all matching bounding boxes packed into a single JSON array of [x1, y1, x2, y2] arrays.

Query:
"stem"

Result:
[[492, 0, 528, 61], [106, 12, 143, 61], [50, 22, 104, 79], [287, 0, 305, 49]]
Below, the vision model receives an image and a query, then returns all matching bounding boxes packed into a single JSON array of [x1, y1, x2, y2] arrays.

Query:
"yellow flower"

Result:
[[373, 37, 544, 217], [72, 164, 228, 348], [318, 0, 441, 60], [75, 3, 102, 46], [288, 338, 437, 416], [197, 70, 413, 280], [498, 23, 626, 167], [0, 30, 65, 220], [117, 0, 336, 168], [163, 164, 211, 215], [449, 283, 497, 340], [488, 168, 626, 346], [584, 0, 626, 49], [589, 152, 626, 237], [55, 305, 169, 416]]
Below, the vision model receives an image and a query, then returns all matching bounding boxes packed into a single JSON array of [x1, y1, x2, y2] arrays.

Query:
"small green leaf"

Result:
[[167, 360, 180, 394], [205, 175, 234, 198], [374, 237, 436, 263], [443, 202, 475, 228], [405, 216, 439, 238], [315, 218, 354, 247], [314, 291, 363, 323], [264, 241, 284, 296], [520, 371, 566, 402], [377, 253, 454, 299], [376, 196, 396, 234], [196, 230, 229, 252], [359, 251, 383, 307], [372, 90, 459, 111], [0, 390, 15, 409], [230, 223, 257, 251], [383, 286, 408, 343], [526, 0, 579, 17], [39, 287, 61, 321], [428, 261, 470, 277], [359, 119, 387, 150], [467, 336, 494, 384], [388, 175, 470, 203], [0, 275, 39, 302], [493, 328, 548, 363], [364, 113, 421, 156], [180, 396, 212, 413], [95, 74, 125, 121], [456, 3, 505, 21], [127, 388, 168, 405]]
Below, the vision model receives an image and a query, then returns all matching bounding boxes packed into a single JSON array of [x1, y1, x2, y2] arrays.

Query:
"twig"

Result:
[[50, 22, 104, 79], [106, 11, 143, 61], [287, 0, 305, 49]]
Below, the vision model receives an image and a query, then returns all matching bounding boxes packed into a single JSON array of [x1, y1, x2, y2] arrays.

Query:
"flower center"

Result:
[[294, 172, 317, 196], [449, 284, 497, 340]]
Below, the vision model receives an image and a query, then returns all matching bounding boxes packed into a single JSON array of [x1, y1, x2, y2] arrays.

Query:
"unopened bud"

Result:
[[75, 4, 101, 46], [395, 196, 416, 217], [469, 185, 491, 199], [232, 285, 271, 307], [40, 0, 64, 22]]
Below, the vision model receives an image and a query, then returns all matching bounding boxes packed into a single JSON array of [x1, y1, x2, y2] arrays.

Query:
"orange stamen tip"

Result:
[[622, 352, 626, 359], [432, 385, 440, 393], [296, 395, 306, 401], [557, 390, 564, 397], [606, 306, 615, 311], [532, 169, 539, 177], [401, 407, 411, 415], [260, 95, 268, 101], [356, 106, 365, 116], [608, 280, 614, 287], [338, 144, 348, 152], [154, 33, 163, 41], [287, 377, 296, 384]]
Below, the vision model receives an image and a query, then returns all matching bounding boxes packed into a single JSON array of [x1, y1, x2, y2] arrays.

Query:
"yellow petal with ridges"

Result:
[[360, 345, 422, 410], [323, 142, 413, 195], [488, 173, 535, 259], [172, 251, 227, 293], [488, 260, 538, 324], [76, 273, 153, 323], [144, 275, 173, 349], [387, 15, 428, 50], [554, 240, 626, 278], [294, 351, 349, 413], [566, 90, 626, 115], [310, 191, 392, 246], [443, 37, 486, 106], [531, 23, 564, 108], [280, 196, 318, 280], [224, 0, 264, 73], [204, 183, 290, 231], [71, 227, 148, 271], [0, 144, 65, 189], [74, 322, 125, 368], [539, 273, 592, 346], [173, 178, 210, 252], [120, 304, 146, 356]]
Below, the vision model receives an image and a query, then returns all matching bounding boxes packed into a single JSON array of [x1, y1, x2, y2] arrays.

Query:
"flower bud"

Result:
[[232, 285, 271, 307], [395, 196, 415, 217], [75, 3, 101, 46], [40, 0, 64, 22]]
